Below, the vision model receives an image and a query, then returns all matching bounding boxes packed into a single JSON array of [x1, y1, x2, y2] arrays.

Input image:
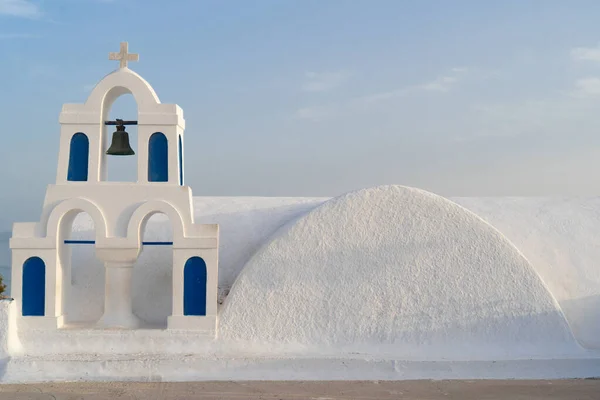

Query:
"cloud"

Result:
[[419, 75, 458, 92], [358, 88, 411, 104], [454, 88, 600, 142], [294, 67, 470, 121], [359, 66, 469, 104], [418, 67, 468, 92], [0, 0, 41, 18], [294, 105, 339, 121], [453, 51, 600, 142], [302, 70, 353, 93], [571, 77, 600, 97], [571, 44, 600, 63]]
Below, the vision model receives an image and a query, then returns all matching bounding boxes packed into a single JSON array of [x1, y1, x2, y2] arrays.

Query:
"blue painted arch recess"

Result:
[[67, 132, 89, 181], [183, 256, 207, 316], [22, 257, 45, 316], [148, 132, 168, 182]]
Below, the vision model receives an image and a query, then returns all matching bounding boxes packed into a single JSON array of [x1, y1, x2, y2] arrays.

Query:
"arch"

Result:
[[85, 69, 160, 114], [43, 198, 109, 241], [148, 132, 168, 182], [22, 257, 45, 316], [178, 135, 183, 186], [67, 133, 89, 181], [183, 257, 207, 316], [126, 200, 186, 245]]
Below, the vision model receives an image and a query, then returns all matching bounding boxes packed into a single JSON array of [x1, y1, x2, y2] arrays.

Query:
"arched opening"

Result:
[[148, 132, 168, 182], [103, 93, 138, 182], [184, 256, 207, 316], [22, 256, 45, 316], [132, 212, 173, 328], [178, 135, 183, 185], [67, 132, 89, 181], [60, 212, 104, 326]]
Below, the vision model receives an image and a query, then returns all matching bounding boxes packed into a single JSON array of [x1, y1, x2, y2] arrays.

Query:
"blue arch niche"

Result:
[[148, 132, 168, 182], [67, 132, 89, 181], [22, 257, 45, 316], [178, 135, 183, 186], [183, 256, 207, 316]]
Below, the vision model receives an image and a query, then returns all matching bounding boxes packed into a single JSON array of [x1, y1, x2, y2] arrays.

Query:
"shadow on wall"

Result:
[[560, 294, 600, 350], [67, 222, 174, 327], [65, 200, 325, 321], [0, 358, 7, 381], [66, 238, 105, 324], [378, 309, 583, 361], [0, 218, 338, 308], [0, 299, 14, 382], [218, 302, 583, 361], [132, 244, 172, 326], [195, 202, 323, 289]]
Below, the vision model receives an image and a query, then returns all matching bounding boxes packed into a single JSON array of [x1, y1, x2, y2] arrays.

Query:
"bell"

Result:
[[106, 122, 135, 156]]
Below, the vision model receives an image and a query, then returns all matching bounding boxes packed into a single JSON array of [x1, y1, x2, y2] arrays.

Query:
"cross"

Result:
[[108, 42, 139, 69]]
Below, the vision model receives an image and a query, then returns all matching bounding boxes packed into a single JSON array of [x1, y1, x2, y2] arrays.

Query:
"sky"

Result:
[[2, 0, 600, 230]]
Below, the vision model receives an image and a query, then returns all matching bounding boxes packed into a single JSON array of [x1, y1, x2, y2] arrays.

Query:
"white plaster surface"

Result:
[[452, 197, 600, 350], [65, 197, 325, 325], [3, 356, 600, 383], [218, 186, 581, 360], [4, 186, 600, 381], [0, 301, 11, 359], [62, 188, 600, 357]]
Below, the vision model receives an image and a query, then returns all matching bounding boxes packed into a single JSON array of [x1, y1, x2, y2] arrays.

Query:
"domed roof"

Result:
[[218, 185, 577, 359]]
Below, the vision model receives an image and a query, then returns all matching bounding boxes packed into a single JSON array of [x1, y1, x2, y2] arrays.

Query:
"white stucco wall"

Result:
[[452, 197, 600, 350], [0, 300, 21, 360], [4, 186, 600, 381], [13, 186, 600, 361], [0, 301, 11, 359], [65, 197, 325, 325], [218, 186, 580, 360]]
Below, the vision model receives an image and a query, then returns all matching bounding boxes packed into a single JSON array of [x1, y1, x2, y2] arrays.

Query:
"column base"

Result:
[[97, 261, 141, 329], [167, 315, 216, 334], [96, 312, 142, 329], [18, 315, 65, 330]]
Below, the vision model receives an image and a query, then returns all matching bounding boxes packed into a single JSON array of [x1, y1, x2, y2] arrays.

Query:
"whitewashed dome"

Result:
[[218, 185, 578, 359]]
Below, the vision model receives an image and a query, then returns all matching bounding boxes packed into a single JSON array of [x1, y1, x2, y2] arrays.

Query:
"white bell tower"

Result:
[[10, 42, 219, 333]]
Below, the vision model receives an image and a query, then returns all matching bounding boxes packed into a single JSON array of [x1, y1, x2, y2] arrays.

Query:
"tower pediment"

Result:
[[86, 68, 161, 111], [60, 68, 184, 128]]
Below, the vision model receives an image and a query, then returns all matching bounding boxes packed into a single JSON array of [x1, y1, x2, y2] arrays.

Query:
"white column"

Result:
[[96, 261, 141, 329], [137, 125, 150, 183], [171, 249, 184, 317], [168, 128, 179, 184]]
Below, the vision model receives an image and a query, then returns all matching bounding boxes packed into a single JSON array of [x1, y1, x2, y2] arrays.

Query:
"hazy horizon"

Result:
[[3, 1, 600, 230]]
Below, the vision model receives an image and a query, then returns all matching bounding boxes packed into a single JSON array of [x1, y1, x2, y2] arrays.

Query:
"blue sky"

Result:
[[2, 0, 600, 230]]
